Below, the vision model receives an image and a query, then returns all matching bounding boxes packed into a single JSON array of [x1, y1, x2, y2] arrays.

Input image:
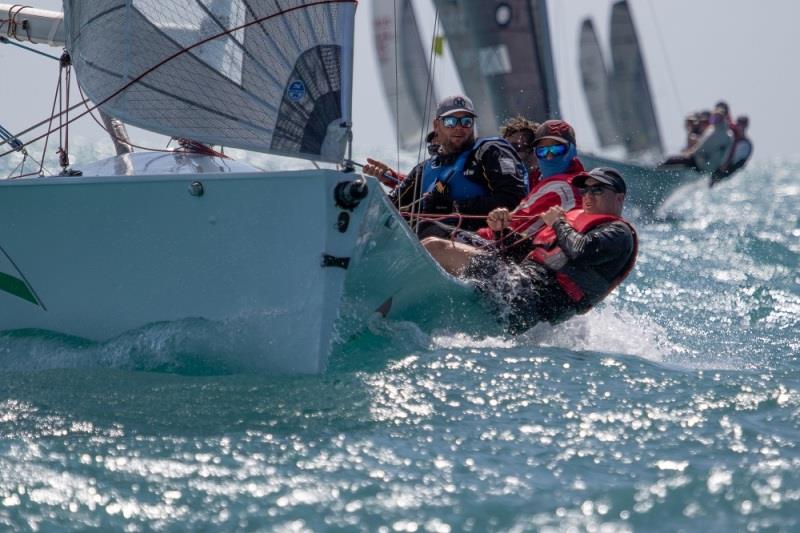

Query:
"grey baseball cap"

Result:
[[436, 95, 477, 117], [574, 167, 627, 194]]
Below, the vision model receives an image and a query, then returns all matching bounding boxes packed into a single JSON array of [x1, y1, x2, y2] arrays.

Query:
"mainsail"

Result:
[[431, 0, 497, 133], [578, 18, 619, 148], [436, 0, 559, 129], [372, 0, 438, 151], [609, 0, 662, 156], [63, 0, 357, 163]]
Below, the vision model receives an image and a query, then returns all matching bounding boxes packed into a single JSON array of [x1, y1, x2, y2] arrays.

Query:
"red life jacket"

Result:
[[529, 210, 638, 312], [476, 159, 585, 241]]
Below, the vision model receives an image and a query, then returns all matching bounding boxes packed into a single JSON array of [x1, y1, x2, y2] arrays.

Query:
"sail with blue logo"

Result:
[[63, 0, 357, 163]]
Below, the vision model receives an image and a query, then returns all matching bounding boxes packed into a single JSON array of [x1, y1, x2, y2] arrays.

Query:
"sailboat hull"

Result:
[[0, 167, 493, 373], [0, 170, 375, 373]]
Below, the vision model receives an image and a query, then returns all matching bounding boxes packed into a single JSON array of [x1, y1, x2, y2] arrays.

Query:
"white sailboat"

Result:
[[0, 1, 490, 373], [576, 0, 701, 214]]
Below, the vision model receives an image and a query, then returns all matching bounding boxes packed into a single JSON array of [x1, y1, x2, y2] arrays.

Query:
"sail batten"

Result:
[[64, 0, 357, 163]]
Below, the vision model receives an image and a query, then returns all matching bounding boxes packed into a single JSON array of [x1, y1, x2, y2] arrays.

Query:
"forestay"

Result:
[[63, 0, 356, 163]]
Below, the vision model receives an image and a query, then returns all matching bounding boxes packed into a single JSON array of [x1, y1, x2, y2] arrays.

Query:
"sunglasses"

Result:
[[535, 144, 568, 159], [578, 184, 615, 196], [440, 116, 475, 129], [512, 142, 533, 154]]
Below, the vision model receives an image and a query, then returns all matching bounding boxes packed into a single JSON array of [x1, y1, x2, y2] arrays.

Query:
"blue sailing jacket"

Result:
[[421, 137, 528, 200]]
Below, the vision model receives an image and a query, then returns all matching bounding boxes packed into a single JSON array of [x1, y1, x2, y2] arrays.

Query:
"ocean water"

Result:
[[1, 150, 799, 531]]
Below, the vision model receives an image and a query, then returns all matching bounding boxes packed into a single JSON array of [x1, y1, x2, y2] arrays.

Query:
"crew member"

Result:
[[500, 115, 540, 189], [362, 95, 528, 238], [712, 115, 753, 185], [423, 167, 637, 334], [474, 119, 586, 245]]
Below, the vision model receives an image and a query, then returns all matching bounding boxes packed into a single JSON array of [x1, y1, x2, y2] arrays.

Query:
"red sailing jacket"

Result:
[[530, 210, 638, 311], [477, 159, 584, 240]]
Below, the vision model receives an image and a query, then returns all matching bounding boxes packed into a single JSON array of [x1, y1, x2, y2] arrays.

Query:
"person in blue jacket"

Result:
[[363, 95, 528, 238]]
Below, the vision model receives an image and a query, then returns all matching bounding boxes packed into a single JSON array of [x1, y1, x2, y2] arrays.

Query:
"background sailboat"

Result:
[[576, 0, 702, 214], [432, 0, 560, 130], [371, 0, 439, 151], [607, 0, 663, 159]]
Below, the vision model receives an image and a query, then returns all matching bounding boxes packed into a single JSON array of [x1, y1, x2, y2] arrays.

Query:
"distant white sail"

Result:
[[578, 18, 619, 148], [609, 0, 662, 156], [372, 0, 438, 151], [63, 0, 356, 163], [432, 0, 498, 133]]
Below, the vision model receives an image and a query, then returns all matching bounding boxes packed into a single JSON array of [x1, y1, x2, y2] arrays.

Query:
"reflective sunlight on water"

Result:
[[1, 150, 798, 531]]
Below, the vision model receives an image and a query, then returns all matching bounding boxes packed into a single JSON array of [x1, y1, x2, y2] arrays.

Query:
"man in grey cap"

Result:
[[363, 94, 527, 237], [424, 167, 637, 334]]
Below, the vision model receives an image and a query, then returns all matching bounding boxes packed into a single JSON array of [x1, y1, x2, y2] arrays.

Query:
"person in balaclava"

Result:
[[471, 119, 586, 245]]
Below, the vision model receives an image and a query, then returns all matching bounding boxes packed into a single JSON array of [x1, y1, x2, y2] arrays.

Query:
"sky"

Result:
[[1, 0, 797, 162]]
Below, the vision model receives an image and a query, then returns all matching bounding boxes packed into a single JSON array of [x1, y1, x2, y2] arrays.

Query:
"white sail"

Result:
[[578, 18, 619, 148], [432, 0, 498, 133], [609, 0, 662, 156], [372, 0, 438, 151], [63, 0, 356, 163]]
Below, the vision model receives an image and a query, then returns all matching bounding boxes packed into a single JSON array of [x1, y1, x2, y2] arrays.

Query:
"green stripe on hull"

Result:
[[0, 271, 38, 305]]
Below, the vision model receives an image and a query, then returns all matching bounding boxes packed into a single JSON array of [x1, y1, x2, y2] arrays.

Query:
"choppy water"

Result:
[[1, 151, 799, 531]]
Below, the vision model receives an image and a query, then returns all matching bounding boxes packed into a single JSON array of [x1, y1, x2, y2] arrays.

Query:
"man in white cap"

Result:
[[363, 95, 528, 238]]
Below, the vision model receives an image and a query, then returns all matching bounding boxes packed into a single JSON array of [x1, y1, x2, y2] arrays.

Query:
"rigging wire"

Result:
[[392, 0, 401, 178], [645, 0, 684, 113], [407, 5, 442, 236], [0, 36, 60, 61]]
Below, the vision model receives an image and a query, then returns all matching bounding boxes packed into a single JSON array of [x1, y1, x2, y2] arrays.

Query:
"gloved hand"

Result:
[[422, 187, 453, 214]]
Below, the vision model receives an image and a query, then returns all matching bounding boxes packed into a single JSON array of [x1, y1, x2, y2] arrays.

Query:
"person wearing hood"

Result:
[[472, 119, 586, 245]]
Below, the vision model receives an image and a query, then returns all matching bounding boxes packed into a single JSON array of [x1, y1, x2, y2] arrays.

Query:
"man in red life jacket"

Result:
[[423, 167, 637, 335]]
